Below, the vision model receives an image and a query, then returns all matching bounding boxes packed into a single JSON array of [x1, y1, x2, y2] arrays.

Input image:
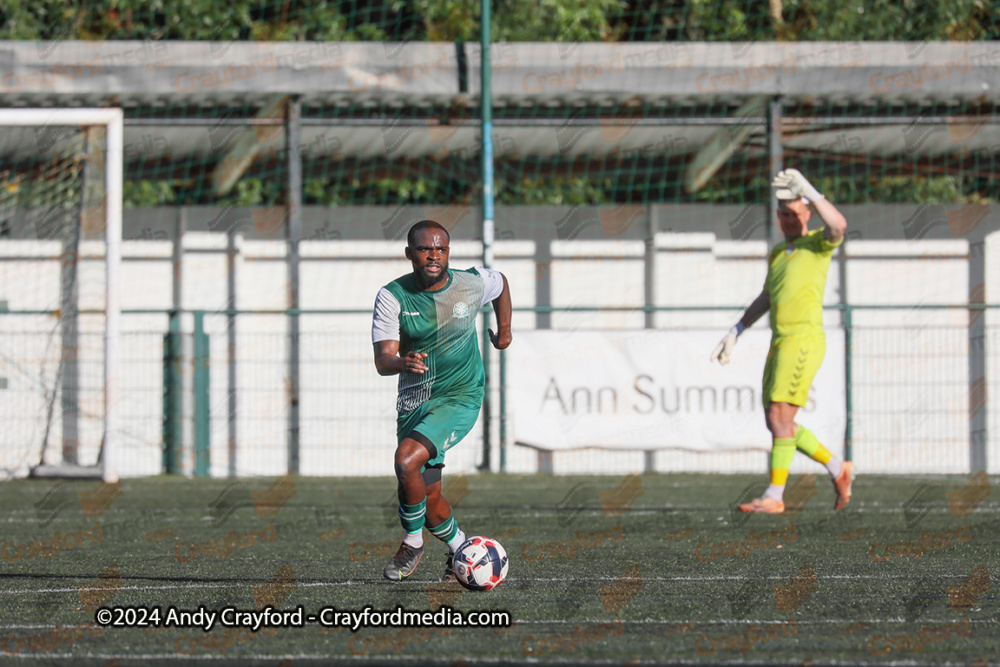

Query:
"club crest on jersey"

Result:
[[452, 301, 470, 319]]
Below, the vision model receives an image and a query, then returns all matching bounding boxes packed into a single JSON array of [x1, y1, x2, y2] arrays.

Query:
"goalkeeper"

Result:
[[710, 169, 853, 513]]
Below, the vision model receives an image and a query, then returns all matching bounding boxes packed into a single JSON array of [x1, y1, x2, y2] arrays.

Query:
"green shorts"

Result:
[[762, 333, 825, 407], [396, 396, 482, 469]]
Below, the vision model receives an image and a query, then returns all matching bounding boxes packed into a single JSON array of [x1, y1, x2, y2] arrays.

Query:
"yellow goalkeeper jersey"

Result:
[[764, 229, 842, 338]]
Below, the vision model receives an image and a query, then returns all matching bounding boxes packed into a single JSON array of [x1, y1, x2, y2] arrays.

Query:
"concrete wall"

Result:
[[0, 204, 997, 477]]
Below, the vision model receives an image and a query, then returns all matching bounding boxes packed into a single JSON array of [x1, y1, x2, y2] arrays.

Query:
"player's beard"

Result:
[[416, 259, 448, 288]]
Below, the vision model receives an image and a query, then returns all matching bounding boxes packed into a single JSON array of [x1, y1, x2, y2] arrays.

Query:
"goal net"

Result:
[[0, 109, 122, 482]]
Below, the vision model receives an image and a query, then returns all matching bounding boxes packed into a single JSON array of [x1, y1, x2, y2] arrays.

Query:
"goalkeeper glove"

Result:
[[772, 168, 824, 203], [710, 323, 745, 365]]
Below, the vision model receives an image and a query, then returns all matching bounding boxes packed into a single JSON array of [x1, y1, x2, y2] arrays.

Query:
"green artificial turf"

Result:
[[0, 472, 997, 665]]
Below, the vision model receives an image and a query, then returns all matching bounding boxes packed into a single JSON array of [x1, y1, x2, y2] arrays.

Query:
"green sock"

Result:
[[770, 437, 796, 486], [427, 511, 461, 545], [398, 499, 426, 534]]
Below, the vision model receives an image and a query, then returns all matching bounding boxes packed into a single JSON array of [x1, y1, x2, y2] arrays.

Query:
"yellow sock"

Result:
[[794, 426, 841, 477], [812, 444, 833, 465], [795, 426, 831, 464], [770, 437, 795, 486]]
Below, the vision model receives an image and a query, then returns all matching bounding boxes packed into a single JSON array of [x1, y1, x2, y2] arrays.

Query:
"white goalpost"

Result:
[[0, 108, 122, 483]]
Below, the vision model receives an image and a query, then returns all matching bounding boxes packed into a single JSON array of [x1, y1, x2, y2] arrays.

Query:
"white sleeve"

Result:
[[371, 288, 401, 343], [475, 267, 505, 306]]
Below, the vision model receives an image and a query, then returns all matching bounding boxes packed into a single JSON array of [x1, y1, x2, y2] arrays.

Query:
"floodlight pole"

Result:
[[479, 0, 495, 472], [767, 98, 782, 246]]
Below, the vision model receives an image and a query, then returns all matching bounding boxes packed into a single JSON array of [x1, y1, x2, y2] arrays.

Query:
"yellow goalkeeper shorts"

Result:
[[762, 333, 826, 407]]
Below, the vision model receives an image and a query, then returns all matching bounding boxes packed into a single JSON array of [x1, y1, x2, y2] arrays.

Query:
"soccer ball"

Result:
[[452, 536, 508, 591]]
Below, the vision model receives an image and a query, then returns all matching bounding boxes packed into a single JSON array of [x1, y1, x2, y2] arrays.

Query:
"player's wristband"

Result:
[[730, 323, 745, 337]]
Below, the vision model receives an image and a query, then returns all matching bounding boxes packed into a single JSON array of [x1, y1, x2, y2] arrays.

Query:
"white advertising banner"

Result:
[[509, 330, 846, 453]]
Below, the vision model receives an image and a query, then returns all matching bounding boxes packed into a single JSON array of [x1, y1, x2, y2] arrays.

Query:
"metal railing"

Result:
[[0, 303, 994, 477]]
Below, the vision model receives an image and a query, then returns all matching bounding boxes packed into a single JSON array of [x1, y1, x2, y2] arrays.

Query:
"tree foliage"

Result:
[[4, 0, 992, 45], [1, 0, 995, 207]]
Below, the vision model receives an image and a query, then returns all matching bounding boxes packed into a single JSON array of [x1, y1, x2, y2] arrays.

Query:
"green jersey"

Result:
[[372, 267, 504, 413], [764, 229, 842, 338]]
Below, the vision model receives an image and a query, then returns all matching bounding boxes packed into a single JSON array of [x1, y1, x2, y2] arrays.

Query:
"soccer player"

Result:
[[710, 169, 854, 513], [371, 220, 512, 580]]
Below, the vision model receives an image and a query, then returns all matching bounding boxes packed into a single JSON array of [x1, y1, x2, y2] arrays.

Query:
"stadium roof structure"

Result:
[[1, 40, 999, 177]]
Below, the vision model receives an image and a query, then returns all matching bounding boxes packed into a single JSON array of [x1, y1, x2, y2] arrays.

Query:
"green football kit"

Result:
[[372, 267, 504, 468]]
